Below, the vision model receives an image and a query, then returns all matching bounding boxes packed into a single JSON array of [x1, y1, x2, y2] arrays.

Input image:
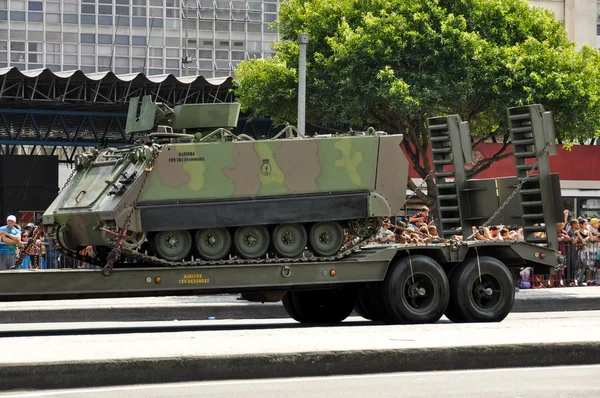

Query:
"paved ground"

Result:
[[1, 310, 600, 391], [1, 287, 599, 323]]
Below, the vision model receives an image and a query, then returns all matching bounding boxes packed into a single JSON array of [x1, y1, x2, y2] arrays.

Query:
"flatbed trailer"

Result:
[[0, 239, 559, 324], [0, 104, 564, 325]]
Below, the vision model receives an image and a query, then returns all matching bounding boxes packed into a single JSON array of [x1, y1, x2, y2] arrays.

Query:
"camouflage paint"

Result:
[[139, 135, 381, 203]]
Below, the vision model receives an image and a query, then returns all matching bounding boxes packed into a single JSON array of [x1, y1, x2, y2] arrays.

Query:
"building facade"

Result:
[[0, 0, 280, 78], [2, 1, 598, 78], [530, 0, 598, 49]]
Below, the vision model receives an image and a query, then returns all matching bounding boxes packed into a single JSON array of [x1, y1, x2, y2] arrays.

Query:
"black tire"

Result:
[[283, 288, 356, 323], [448, 256, 514, 323], [354, 290, 372, 320], [380, 254, 449, 324], [282, 292, 305, 322], [443, 265, 467, 323], [355, 286, 388, 322]]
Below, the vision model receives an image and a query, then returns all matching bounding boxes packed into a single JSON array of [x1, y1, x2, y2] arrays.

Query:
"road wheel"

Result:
[[282, 288, 356, 323], [448, 256, 514, 323], [380, 254, 449, 324], [308, 221, 344, 256], [233, 225, 270, 259], [152, 230, 192, 262], [272, 223, 307, 258], [195, 228, 231, 260]]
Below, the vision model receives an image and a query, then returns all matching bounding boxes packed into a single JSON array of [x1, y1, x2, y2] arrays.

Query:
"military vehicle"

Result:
[[3, 102, 562, 328], [42, 95, 409, 264]]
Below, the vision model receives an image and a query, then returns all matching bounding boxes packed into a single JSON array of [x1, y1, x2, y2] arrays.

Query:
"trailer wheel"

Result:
[[282, 288, 356, 323], [380, 255, 449, 324], [354, 286, 388, 322], [448, 256, 514, 323], [443, 265, 467, 323]]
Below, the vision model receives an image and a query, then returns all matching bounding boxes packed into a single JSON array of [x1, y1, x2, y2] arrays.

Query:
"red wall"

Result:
[[406, 143, 600, 181]]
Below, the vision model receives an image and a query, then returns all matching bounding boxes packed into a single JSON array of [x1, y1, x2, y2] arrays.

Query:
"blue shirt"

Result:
[[0, 226, 21, 255]]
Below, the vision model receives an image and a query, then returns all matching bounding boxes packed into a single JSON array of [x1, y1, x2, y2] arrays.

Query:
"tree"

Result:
[[234, 0, 600, 214]]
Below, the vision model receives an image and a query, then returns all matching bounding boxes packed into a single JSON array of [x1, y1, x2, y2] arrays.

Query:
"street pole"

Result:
[[297, 33, 309, 137]]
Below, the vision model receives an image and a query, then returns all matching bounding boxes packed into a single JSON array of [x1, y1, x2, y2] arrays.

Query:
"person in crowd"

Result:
[[376, 219, 396, 243], [0, 215, 21, 270], [588, 218, 599, 242], [409, 206, 433, 228]]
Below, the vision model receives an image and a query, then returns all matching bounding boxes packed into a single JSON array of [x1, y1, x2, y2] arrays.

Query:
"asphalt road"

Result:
[[3, 365, 599, 397], [2, 287, 600, 324]]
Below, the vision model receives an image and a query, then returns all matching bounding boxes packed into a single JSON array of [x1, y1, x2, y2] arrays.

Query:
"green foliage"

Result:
[[233, 0, 600, 197]]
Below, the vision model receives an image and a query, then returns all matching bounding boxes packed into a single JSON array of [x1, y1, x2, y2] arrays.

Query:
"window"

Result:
[[98, 34, 112, 44], [45, 43, 60, 52], [81, 55, 95, 66], [46, 13, 60, 23], [215, 21, 229, 31], [81, 14, 95, 24], [63, 55, 77, 64], [27, 12, 44, 22], [62, 14, 78, 24], [10, 42, 25, 51], [46, 3, 59, 12], [28, 42, 42, 52], [215, 50, 228, 60], [81, 34, 95, 44], [115, 36, 129, 45], [81, 4, 95, 13], [46, 54, 61, 64], [115, 57, 129, 67], [27, 1, 42, 11], [10, 0, 24, 10], [199, 21, 213, 30], [98, 16, 112, 25], [198, 49, 211, 59], [98, 56, 111, 67], [115, 46, 130, 56], [98, 5, 112, 14], [166, 48, 179, 57], [132, 36, 146, 46], [149, 58, 163, 67], [132, 17, 146, 26], [116, 6, 129, 15], [132, 6, 146, 16], [149, 47, 163, 57], [10, 11, 25, 20], [63, 43, 78, 53], [81, 45, 95, 54]]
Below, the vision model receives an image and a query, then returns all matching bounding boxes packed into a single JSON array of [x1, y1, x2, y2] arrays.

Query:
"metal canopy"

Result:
[[0, 67, 234, 159]]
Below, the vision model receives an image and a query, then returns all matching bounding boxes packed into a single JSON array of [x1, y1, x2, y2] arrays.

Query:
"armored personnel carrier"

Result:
[[42, 95, 409, 265]]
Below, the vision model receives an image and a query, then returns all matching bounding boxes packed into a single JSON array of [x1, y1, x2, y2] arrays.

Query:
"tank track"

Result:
[[46, 229, 377, 269]]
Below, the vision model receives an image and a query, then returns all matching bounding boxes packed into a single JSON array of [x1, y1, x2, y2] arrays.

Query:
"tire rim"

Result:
[[235, 226, 269, 259], [469, 274, 502, 310], [401, 273, 436, 313], [273, 223, 306, 258], [309, 222, 343, 256], [154, 230, 192, 261], [195, 228, 231, 260]]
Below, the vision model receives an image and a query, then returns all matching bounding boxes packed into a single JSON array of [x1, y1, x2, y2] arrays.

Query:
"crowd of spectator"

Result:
[[0, 215, 45, 271], [369, 207, 600, 287]]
